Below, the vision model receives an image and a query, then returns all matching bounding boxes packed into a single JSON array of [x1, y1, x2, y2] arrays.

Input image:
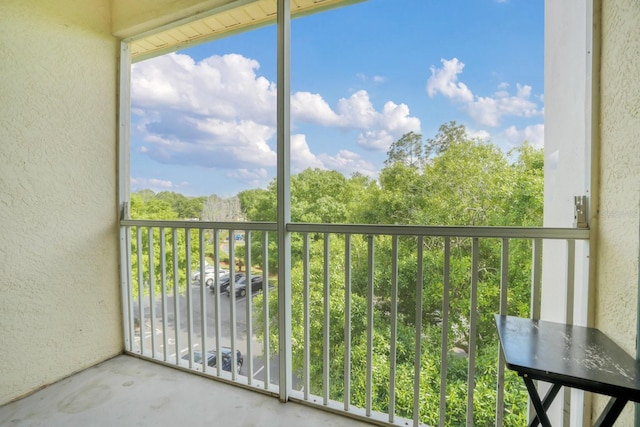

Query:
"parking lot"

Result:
[[133, 284, 298, 389]]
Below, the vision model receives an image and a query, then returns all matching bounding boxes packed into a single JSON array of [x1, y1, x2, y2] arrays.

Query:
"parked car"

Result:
[[181, 347, 243, 374], [229, 274, 264, 297], [191, 263, 214, 283], [193, 264, 229, 287], [215, 272, 245, 293]]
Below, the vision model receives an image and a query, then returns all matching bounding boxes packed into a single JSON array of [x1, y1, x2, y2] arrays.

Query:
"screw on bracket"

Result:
[[574, 196, 588, 228]]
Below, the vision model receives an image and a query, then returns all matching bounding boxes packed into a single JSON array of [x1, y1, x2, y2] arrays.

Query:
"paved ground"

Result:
[[0, 355, 374, 427], [133, 284, 299, 388]]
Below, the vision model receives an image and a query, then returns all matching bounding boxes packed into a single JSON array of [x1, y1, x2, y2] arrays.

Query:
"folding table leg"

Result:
[[522, 375, 560, 427], [593, 397, 627, 427]]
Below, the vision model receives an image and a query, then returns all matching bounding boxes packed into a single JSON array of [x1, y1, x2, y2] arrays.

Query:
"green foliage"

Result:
[[237, 170, 376, 272], [129, 193, 208, 299], [425, 121, 467, 157], [421, 139, 514, 225], [238, 188, 274, 221], [130, 190, 206, 220], [385, 131, 425, 168]]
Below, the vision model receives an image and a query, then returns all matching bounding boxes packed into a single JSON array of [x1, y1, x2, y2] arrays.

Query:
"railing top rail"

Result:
[[120, 219, 279, 231], [288, 223, 589, 239], [120, 219, 589, 240]]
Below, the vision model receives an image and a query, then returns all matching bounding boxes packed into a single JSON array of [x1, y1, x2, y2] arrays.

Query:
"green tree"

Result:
[[371, 162, 427, 224], [130, 193, 178, 220], [131, 190, 206, 220], [421, 139, 513, 226], [238, 188, 275, 221], [425, 120, 467, 157], [504, 142, 544, 226], [129, 193, 200, 298], [238, 169, 373, 273], [384, 131, 425, 168]]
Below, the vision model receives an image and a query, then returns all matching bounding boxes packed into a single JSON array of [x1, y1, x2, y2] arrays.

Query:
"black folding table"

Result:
[[495, 315, 640, 427]]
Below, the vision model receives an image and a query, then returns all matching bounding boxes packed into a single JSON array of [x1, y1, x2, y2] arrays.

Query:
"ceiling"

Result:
[[129, 0, 364, 62]]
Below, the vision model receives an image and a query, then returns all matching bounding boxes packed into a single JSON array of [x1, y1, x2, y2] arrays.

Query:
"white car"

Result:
[[192, 264, 229, 287]]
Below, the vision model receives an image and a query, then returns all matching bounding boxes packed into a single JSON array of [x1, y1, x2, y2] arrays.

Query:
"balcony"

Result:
[[3, 1, 638, 427], [114, 219, 587, 426]]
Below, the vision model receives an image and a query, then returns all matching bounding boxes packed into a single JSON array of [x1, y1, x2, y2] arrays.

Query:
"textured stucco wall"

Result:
[[593, 0, 640, 424], [0, 0, 122, 405], [596, 0, 640, 353]]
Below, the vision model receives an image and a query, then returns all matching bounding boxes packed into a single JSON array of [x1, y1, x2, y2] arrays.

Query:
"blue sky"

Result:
[[130, 0, 544, 197]]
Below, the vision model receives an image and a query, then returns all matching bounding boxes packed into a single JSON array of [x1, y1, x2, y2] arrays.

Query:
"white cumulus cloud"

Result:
[[292, 90, 420, 151], [131, 52, 420, 189], [291, 134, 326, 172], [291, 92, 340, 126], [130, 177, 184, 191], [225, 168, 270, 188], [290, 134, 378, 178], [427, 58, 542, 127], [426, 58, 473, 103], [131, 52, 278, 172], [503, 124, 545, 148], [318, 150, 378, 178]]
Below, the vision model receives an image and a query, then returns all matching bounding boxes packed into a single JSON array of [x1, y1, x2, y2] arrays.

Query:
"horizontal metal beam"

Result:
[[120, 220, 589, 240], [120, 219, 278, 231], [286, 223, 590, 240]]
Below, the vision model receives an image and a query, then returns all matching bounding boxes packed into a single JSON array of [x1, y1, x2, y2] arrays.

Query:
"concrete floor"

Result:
[[0, 355, 373, 427]]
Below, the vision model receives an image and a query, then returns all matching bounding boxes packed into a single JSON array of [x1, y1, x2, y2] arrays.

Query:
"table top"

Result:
[[495, 315, 640, 402]]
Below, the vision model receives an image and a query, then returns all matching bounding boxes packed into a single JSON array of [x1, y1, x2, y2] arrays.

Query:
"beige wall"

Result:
[[593, 0, 640, 423], [0, 0, 121, 405], [596, 0, 640, 351]]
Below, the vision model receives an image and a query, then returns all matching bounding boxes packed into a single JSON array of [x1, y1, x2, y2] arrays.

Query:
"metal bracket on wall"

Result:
[[120, 201, 129, 221], [573, 196, 588, 228]]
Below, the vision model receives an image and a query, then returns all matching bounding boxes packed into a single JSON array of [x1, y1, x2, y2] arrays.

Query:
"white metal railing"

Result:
[[120, 219, 589, 427], [120, 220, 278, 390]]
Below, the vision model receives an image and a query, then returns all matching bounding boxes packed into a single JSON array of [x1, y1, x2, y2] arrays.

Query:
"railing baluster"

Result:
[[439, 237, 451, 427], [564, 239, 576, 427], [123, 226, 134, 352], [229, 229, 238, 380], [323, 233, 330, 406], [148, 227, 157, 359], [172, 228, 180, 365], [496, 238, 509, 427], [344, 233, 352, 411], [245, 230, 253, 384], [565, 239, 576, 324], [413, 236, 424, 427], [466, 237, 479, 427], [262, 231, 271, 389], [160, 228, 168, 362], [199, 229, 207, 373], [528, 238, 543, 425], [185, 229, 194, 367], [531, 238, 543, 320], [389, 235, 399, 423], [303, 232, 310, 400], [213, 229, 222, 377], [136, 227, 144, 356], [366, 235, 375, 417]]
